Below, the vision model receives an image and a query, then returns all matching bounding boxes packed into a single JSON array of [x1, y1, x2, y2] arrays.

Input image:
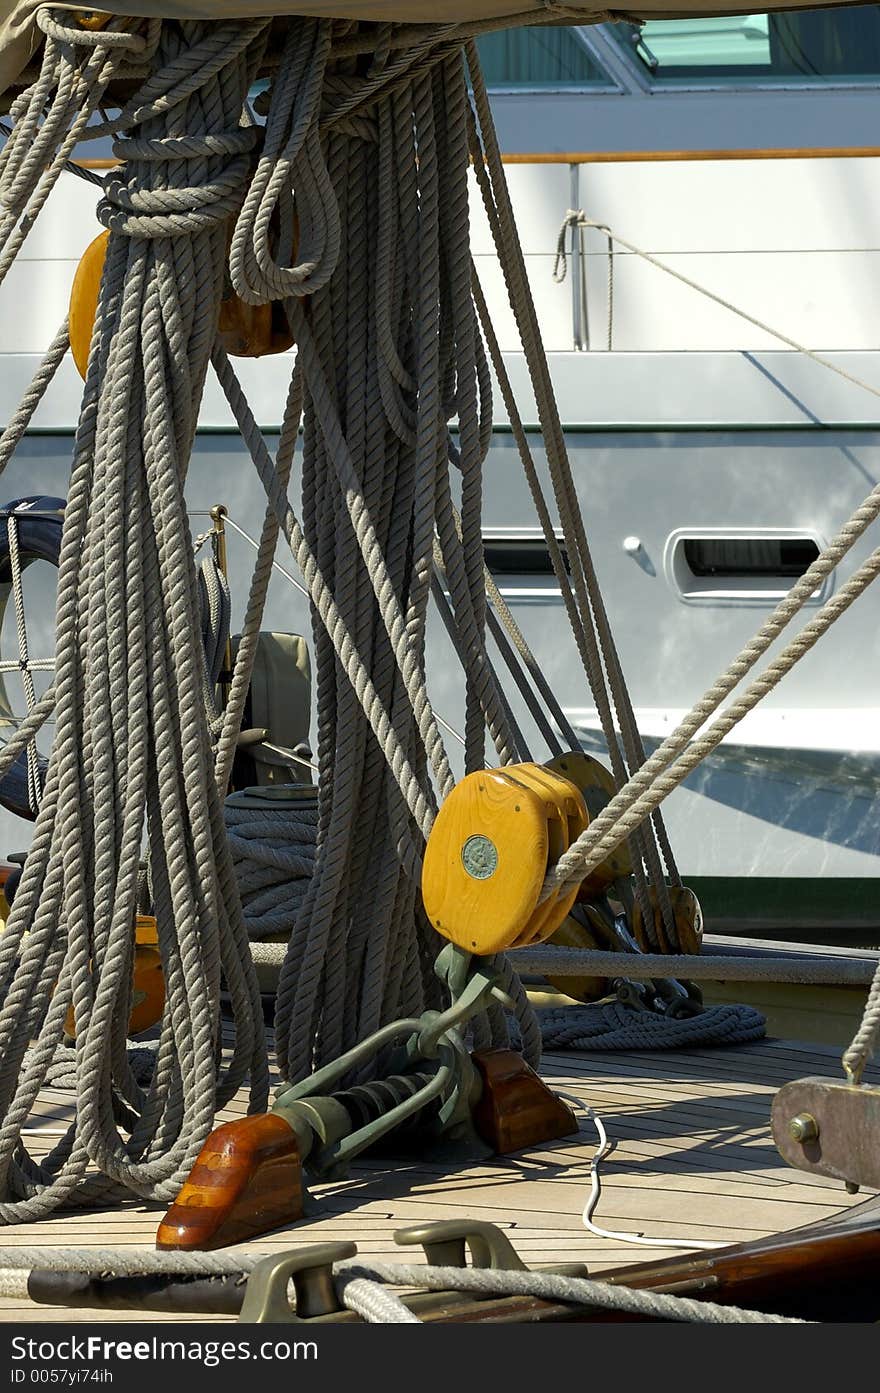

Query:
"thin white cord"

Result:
[[217, 515, 312, 600], [556, 1090, 721, 1251], [258, 737, 320, 776], [191, 510, 473, 756]]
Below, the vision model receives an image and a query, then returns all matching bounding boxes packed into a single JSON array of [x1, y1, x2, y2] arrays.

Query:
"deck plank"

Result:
[[0, 1035, 875, 1323]]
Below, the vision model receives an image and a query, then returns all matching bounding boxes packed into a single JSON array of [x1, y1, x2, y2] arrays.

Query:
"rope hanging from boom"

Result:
[[0, 8, 878, 1230]]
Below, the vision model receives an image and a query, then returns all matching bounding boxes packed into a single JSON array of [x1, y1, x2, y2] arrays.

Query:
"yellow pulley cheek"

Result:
[[421, 770, 549, 956], [494, 768, 567, 947], [633, 883, 703, 955], [74, 12, 111, 31], [498, 764, 587, 947], [672, 886, 703, 953], [69, 223, 297, 381], [546, 750, 616, 806], [130, 913, 165, 1034], [69, 230, 109, 380], [544, 750, 632, 898], [63, 914, 165, 1039], [517, 761, 589, 940]]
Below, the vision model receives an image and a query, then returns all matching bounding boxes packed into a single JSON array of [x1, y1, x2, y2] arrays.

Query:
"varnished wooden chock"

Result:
[[471, 1048, 578, 1154], [156, 1115, 303, 1251]]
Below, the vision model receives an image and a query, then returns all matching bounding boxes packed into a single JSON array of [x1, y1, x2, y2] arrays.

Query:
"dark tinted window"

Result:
[[683, 538, 819, 578], [484, 537, 570, 575], [476, 26, 608, 88]]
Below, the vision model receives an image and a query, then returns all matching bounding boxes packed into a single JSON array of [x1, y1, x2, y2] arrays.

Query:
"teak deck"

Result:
[[1, 1035, 876, 1323]]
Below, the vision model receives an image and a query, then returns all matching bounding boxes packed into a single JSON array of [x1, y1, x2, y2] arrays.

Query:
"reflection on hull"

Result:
[[574, 718, 880, 883]]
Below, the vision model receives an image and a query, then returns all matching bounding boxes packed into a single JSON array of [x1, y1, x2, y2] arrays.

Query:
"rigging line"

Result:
[[206, 520, 473, 763], [0, 717, 55, 727], [555, 210, 880, 404], [467, 75, 680, 940], [432, 710, 467, 753], [546, 542, 880, 898], [255, 738, 319, 776], [6, 515, 42, 814], [200, 513, 310, 600], [0, 121, 106, 190]]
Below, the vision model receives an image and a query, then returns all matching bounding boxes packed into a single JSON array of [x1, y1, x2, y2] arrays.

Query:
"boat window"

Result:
[[483, 536, 570, 575], [474, 26, 610, 88], [682, 537, 819, 578], [616, 7, 880, 82]]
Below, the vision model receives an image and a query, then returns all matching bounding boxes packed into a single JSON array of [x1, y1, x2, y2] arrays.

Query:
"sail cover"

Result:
[[0, 1, 868, 97]]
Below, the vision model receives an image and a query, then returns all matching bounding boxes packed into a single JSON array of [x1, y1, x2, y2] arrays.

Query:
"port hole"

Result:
[[483, 537, 569, 576], [682, 537, 819, 579], [665, 529, 828, 605]]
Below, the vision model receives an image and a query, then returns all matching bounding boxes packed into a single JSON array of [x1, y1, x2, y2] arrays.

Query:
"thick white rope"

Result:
[[0, 17, 271, 1223], [335, 1272, 422, 1324], [0, 1247, 803, 1323], [335, 1258, 805, 1323]]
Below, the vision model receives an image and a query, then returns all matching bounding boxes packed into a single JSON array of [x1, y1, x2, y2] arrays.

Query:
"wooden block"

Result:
[[498, 765, 587, 947], [421, 770, 548, 955], [156, 1115, 303, 1251], [545, 912, 610, 1003], [68, 230, 108, 380], [632, 884, 703, 955], [545, 752, 632, 898], [495, 768, 564, 946], [471, 1048, 578, 1155], [217, 297, 293, 358]]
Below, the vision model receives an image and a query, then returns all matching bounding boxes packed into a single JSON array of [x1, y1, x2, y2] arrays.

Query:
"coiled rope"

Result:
[[537, 1000, 766, 1051], [225, 789, 318, 942], [0, 9, 159, 288]]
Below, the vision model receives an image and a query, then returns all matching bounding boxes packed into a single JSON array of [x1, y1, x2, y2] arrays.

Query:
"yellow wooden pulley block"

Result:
[[129, 914, 166, 1034], [69, 230, 108, 380], [69, 228, 295, 381], [544, 751, 633, 898], [542, 911, 610, 1004], [631, 884, 703, 955], [496, 764, 587, 945], [63, 914, 165, 1039], [421, 763, 587, 957], [74, 12, 111, 30]]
